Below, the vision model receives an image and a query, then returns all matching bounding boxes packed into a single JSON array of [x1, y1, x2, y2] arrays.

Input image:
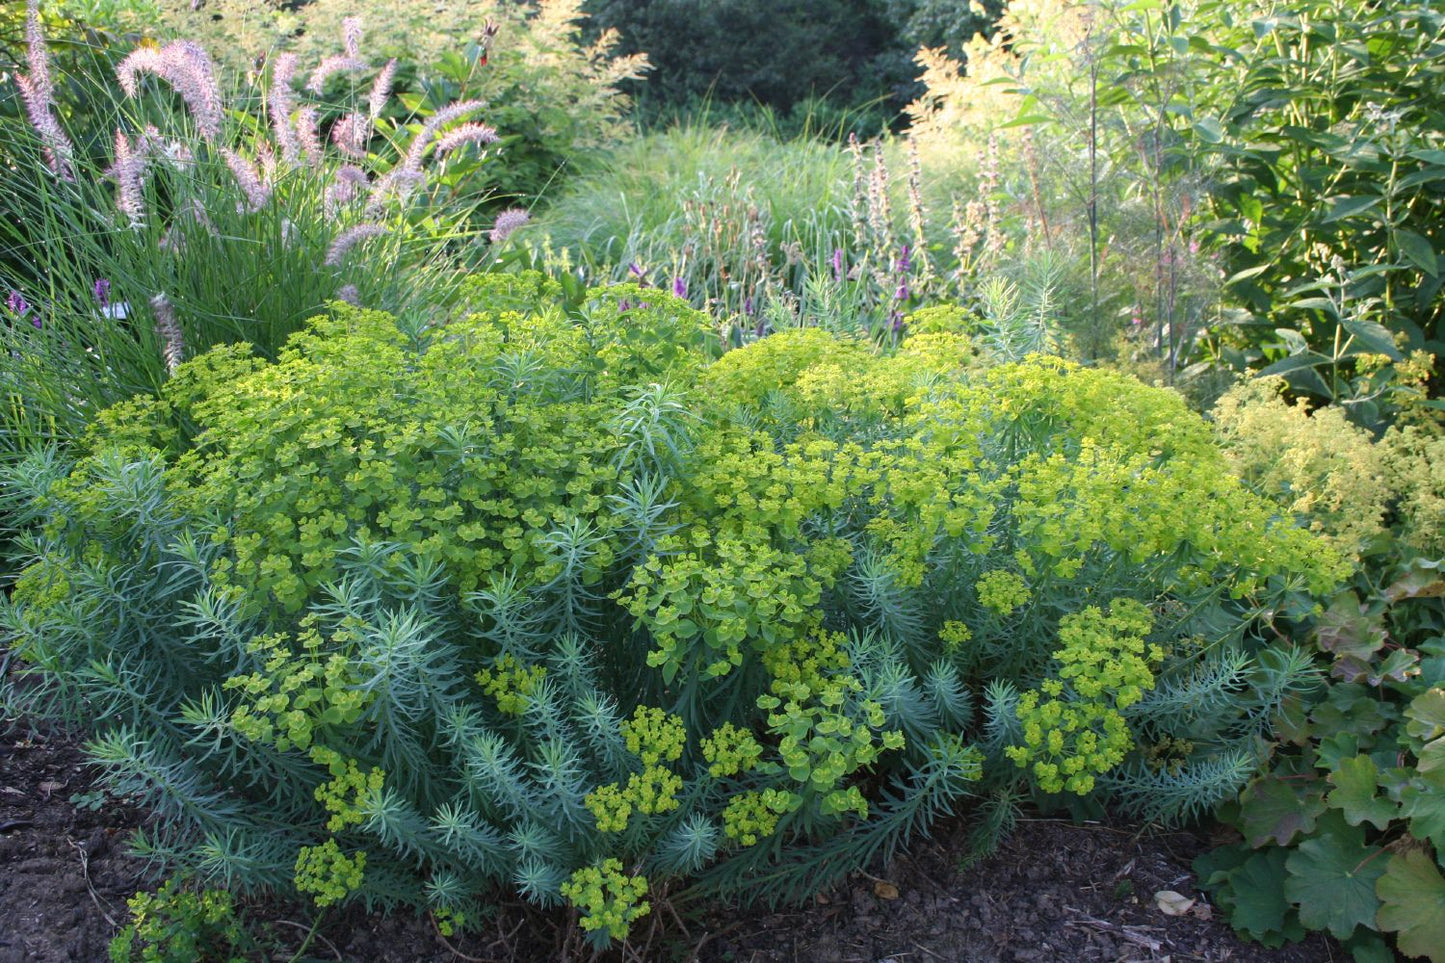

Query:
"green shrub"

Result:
[[3, 273, 1345, 946]]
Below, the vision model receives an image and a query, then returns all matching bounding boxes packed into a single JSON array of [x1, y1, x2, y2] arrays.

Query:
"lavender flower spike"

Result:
[[489, 208, 530, 244], [672, 277, 687, 299], [93, 278, 111, 308], [325, 223, 391, 266], [832, 247, 844, 281], [7, 290, 30, 317]]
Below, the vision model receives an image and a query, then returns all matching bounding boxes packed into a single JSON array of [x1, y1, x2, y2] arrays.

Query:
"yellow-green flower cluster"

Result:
[[227, 625, 371, 753], [976, 570, 1030, 615], [722, 788, 798, 846], [475, 654, 547, 717], [308, 745, 384, 832], [621, 705, 686, 766], [585, 705, 687, 833], [560, 859, 650, 941], [1005, 600, 1161, 795], [294, 839, 366, 907], [701, 722, 763, 778], [939, 620, 973, 651]]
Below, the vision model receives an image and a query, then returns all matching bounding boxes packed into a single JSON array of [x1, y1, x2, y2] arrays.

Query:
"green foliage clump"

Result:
[[109, 879, 246, 963], [1199, 383, 1445, 961], [2, 273, 1347, 945]]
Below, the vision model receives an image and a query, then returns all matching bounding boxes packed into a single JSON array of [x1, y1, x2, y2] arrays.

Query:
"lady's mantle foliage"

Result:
[[2, 274, 1344, 944]]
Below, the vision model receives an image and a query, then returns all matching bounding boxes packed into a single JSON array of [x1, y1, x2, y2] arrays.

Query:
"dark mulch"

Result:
[[1, 720, 1339, 963]]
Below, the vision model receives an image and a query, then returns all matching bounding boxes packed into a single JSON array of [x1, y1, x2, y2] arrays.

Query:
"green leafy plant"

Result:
[[109, 878, 249, 963], [1200, 383, 1445, 961]]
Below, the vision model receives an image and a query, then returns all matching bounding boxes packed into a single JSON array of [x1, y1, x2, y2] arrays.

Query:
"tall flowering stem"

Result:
[[270, 53, 302, 165], [150, 294, 185, 374], [16, 1, 75, 179]]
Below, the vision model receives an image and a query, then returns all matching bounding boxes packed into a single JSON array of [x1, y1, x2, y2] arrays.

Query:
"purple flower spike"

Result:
[[93, 278, 111, 308], [744, 296, 754, 316], [628, 262, 646, 281], [895, 282, 909, 301], [892, 313, 904, 333], [7, 290, 30, 317], [672, 276, 687, 299], [897, 245, 911, 273], [619, 299, 632, 312], [832, 247, 844, 281]]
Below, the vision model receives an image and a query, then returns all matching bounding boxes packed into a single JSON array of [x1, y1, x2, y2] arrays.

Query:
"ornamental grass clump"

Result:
[[0, 3, 503, 460], [2, 273, 1347, 948]]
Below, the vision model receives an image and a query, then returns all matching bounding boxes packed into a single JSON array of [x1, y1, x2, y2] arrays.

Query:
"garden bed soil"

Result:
[[1, 720, 1338, 963]]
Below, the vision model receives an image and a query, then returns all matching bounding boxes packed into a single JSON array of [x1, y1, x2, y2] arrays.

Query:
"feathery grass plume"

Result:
[[331, 113, 368, 159], [107, 131, 149, 225], [117, 42, 224, 141], [325, 223, 390, 266], [368, 59, 397, 120], [296, 107, 323, 169], [16, 1, 74, 179], [435, 123, 500, 156], [376, 99, 487, 206], [149, 294, 184, 374], [269, 53, 301, 165], [342, 16, 364, 57], [325, 164, 370, 216], [307, 55, 370, 95], [219, 149, 270, 212], [489, 208, 530, 243]]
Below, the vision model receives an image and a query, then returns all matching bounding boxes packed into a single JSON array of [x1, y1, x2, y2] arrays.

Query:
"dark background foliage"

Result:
[[582, 0, 1004, 133]]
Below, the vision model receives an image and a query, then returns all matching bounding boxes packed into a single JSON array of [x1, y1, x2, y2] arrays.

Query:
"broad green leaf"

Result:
[[1283, 817, 1386, 938], [1400, 771, 1445, 847], [1239, 774, 1327, 847], [1323, 195, 1382, 223], [1395, 230, 1439, 278], [1193, 117, 1225, 144], [1385, 566, 1445, 603], [1340, 316, 1403, 359], [1223, 848, 1306, 946], [1316, 593, 1388, 660], [1327, 756, 1397, 830], [1376, 849, 1445, 962], [1410, 149, 1445, 166], [1259, 352, 1329, 378], [1407, 690, 1445, 742]]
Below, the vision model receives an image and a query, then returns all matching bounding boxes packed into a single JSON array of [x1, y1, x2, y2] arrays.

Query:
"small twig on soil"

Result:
[[66, 836, 118, 928], [273, 920, 342, 961], [688, 921, 741, 961], [428, 910, 504, 963], [0, 819, 34, 832], [912, 942, 947, 960]]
